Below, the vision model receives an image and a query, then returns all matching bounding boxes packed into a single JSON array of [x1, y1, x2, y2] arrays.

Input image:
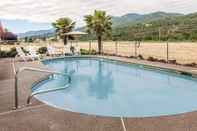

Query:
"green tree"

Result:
[[52, 18, 75, 45], [84, 10, 112, 54]]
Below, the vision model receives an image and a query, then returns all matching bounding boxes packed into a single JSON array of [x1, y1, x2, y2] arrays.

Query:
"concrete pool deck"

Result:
[[1, 56, 197, 131]]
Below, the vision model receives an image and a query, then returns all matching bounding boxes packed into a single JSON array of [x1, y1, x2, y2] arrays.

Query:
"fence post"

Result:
[[115, 41, 118, 55], [134, 41, 137, 57], [166, 41, 169, 62], [130, 41, 132, 56]]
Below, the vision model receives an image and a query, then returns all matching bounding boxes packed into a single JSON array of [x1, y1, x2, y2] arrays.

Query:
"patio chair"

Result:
[[47, 46, 58, 56], [15, 47, 34, 61], [27, 47, 40, 60]]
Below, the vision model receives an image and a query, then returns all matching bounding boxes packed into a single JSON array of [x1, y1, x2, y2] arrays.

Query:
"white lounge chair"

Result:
[[47, 46, 58, 56], [27, 47, 40, 60], [16, 47, 34, 61]]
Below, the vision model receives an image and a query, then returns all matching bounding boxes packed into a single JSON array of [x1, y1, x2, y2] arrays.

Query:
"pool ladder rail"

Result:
[[27, 84, 70, 105], [14, 67, 72, 109]]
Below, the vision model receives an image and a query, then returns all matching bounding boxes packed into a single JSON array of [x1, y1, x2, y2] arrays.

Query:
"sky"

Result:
[[0, 0, 197, 33]]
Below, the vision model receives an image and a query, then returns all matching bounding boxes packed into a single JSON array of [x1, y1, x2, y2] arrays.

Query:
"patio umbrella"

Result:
[[64, 31, 88, 46], [64, 31, 87, 36]]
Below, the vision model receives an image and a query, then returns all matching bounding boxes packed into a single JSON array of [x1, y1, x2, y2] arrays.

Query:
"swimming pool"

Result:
[[32, 57, 197, 117]]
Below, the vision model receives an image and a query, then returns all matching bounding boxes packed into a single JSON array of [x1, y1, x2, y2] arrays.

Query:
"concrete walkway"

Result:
[[0, 57, 197, 131], [0, 58, 123, 131]]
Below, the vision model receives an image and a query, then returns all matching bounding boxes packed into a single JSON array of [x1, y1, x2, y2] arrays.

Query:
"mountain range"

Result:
[[15, 11, 195, 38], [18, 29, 55, 38], [111, 11, 183, 27]]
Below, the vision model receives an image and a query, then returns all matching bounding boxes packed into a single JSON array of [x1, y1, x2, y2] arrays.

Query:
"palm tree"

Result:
[[84, 10, 112, 54], [52, 18, 75, 45]]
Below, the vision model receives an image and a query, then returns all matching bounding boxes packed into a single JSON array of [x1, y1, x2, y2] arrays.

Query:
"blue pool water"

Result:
[[33, 57, 197, 117]]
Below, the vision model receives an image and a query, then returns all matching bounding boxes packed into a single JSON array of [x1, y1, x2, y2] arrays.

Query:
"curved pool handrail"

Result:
[[17, 67, 71, 83], [14, 67, 72, 109], [27, 84, 70, 105]]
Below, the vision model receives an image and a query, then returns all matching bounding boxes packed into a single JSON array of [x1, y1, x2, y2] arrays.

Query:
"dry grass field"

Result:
[[1, 41, 197, 64], [78, 41, 197, 64]]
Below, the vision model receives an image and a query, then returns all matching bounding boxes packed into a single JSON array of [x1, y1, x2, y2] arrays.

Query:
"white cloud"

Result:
[[0, 0, 197, 27]]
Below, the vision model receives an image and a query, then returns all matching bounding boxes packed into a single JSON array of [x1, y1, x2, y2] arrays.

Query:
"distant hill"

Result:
[[111, 12, 197, 41], [77, 11, 184, 31], [79, 11, 197, 41], [111, 11, 183, 27], [18, 29, 55, 38]]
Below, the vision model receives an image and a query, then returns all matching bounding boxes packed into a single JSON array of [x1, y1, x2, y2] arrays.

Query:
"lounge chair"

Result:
[[27, 47, 40, 60], [47, 46, 58, 56], [64, 45, 72, 55], [15, 47, 34, 61]]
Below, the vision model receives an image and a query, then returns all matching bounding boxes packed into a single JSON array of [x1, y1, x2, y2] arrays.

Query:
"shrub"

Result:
[[147, 57, 157, 62], [0, 50, 8, 58], [183, 63, 197, 67], [157, 59, 167, 63], [7, 48, 17, 57], [129, 56, 135, 58], [80, 49, 97, 55], [168, 60, 177, 64], [138, 54, 144, 60], [0, 48, 17, 58], [37, 47, 47, 54], [89, 49, 97, 55], [80, 49, 89, 55]]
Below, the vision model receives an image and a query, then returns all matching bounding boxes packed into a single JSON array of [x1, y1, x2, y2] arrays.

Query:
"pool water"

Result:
[[33, 57, 197, 117]]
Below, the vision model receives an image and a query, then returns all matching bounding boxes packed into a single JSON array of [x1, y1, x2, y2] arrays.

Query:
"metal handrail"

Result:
[[14, 67, 71, 109], [27, 84, 70, 105]]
